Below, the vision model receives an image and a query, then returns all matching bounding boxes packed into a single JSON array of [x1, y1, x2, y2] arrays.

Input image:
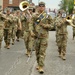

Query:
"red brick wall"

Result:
[[3, 0, 23, 9]]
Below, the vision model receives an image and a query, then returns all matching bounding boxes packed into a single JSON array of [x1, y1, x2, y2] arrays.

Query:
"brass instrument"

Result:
[[19, 1, 29, 11], [66, 15, 75, 27]]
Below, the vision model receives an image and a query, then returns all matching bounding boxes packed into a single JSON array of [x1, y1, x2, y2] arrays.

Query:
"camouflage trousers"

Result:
[[35, 37, 48, 67], [0, 30, 3, 48], [4, 29, 12, 45], [23, 31, 35, 52], [57, 34, 67, 55], [73, 29, 75, 38], [16, 29, 21, 40], [11, 27, 16, 40]]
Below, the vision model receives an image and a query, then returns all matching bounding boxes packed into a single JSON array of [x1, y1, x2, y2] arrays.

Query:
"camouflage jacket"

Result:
[[29, 11, 53, 38], [72, 18, 75, 30], [4, 14, 13, 29], [55, 16, 68, 35]]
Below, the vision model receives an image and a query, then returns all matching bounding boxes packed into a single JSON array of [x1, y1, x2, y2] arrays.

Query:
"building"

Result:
[[3, 0, 23, 10], [0, 0, 3, 9]]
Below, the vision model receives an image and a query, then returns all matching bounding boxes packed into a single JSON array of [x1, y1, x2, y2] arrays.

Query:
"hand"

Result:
[[30, 31, 35, 37]]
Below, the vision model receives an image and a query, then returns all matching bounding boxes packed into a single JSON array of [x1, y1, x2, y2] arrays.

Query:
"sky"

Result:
[[32, 0, 62, 9]]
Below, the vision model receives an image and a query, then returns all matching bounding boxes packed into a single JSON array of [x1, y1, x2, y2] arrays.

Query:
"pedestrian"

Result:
[[29, 1, 53, 73]]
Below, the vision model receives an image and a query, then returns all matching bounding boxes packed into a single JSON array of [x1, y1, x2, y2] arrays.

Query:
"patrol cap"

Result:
[[38, 2, 45, 7], [16, 10, 20, 13], [6, 8, 10, 12], [28, 6, 33, 10]]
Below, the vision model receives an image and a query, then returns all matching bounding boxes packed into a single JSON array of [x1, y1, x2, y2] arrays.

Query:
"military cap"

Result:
[[28, 6, 33, 10], [6, 8, 11, 12], [16, 10, 20, 13], [38, 1, 45, 6]]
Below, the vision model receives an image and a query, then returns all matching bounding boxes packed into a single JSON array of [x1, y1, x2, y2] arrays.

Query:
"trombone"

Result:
[[66, 15, 75, 27], [19, 1, 29, 11]]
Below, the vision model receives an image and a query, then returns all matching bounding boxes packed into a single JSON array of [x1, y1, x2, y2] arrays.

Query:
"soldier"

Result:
[[55, 11, 75, 60], [72, 9, 75, 40], [11, 11, 20, 45], [21, 6, 33, 57], [72, 16, 75, 40], [29, 2, 53, 73], [16, 10, 22, 42], [4, 8, 13, 49], [0, 10, 4, 49]]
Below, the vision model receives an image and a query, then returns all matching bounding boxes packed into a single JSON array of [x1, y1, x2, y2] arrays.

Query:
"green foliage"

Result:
[[59, 0, 74, 14]]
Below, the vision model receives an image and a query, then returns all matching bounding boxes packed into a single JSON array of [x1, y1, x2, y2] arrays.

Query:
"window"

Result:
[[9, 0, 13, 4]]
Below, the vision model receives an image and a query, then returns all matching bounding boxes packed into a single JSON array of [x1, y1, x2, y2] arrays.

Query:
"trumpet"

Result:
[[19, 1, 29, 11]]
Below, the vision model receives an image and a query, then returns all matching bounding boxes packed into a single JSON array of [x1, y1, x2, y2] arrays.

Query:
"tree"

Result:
[[59, 0, 74, 14]]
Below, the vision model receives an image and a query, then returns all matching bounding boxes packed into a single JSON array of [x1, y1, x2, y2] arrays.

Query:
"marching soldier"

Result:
[[0, 9, 4, 49], [11, 11, 20, 45], [72, 16, 75, 40], [20, 6, 33, 57], [55, 11, 75, 60], [29, 2, 53, 73], [4, 8, 14, 49], [72, 10, 75, 40], [16, 10, 22, 42]]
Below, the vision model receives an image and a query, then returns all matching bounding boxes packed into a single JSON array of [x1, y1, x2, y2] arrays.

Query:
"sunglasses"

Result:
[[39, 4, 45, 7]]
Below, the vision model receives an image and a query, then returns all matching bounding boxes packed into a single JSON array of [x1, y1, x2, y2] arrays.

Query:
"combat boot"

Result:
[[38, 66, 44, 74], [26, 50, 31, 57], [7, 44, 10, 49], [62, 55, 66, 60], [36, 65, 40, 70], [12, 39, 14, 45]]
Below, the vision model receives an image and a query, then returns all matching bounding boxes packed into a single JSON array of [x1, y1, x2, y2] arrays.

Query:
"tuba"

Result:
[[19, 1, 29, 11]]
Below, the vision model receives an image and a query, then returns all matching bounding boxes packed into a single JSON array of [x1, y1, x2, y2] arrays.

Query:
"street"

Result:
[[0, 26, 75, 75]]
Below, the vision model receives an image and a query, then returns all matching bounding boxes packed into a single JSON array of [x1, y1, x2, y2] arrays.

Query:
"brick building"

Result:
[[3, 0, 33, 10], [0, 0, 3, 9], [3, 0, 24, 10]]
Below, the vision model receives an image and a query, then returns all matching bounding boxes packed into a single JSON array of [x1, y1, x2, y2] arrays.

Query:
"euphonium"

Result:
[[19, 1, 29, 11]]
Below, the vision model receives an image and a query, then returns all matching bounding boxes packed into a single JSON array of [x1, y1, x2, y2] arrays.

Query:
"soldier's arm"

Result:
[[29, 16, 35, 36], [18, 18, 22, 30], [40, 15, 54, 29]]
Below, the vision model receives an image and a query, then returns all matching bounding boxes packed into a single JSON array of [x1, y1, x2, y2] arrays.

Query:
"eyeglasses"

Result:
[[39, 4, 45, 7]]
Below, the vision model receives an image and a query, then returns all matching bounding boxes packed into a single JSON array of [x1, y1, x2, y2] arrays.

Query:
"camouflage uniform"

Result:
[[21, 9, 33, 56], [55, 16, 68, 60], [0, 12, 4, 48], [4, 9, 13, 49], [29, 10, 53, 69], [16, 10, 21, 41], [72, 17, 75, 40], [20, 12, 29, 51], [11, 12, 19, 44]]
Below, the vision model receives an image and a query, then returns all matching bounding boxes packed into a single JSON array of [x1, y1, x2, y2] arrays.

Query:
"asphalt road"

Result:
[[0, 26, 75, 75]]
